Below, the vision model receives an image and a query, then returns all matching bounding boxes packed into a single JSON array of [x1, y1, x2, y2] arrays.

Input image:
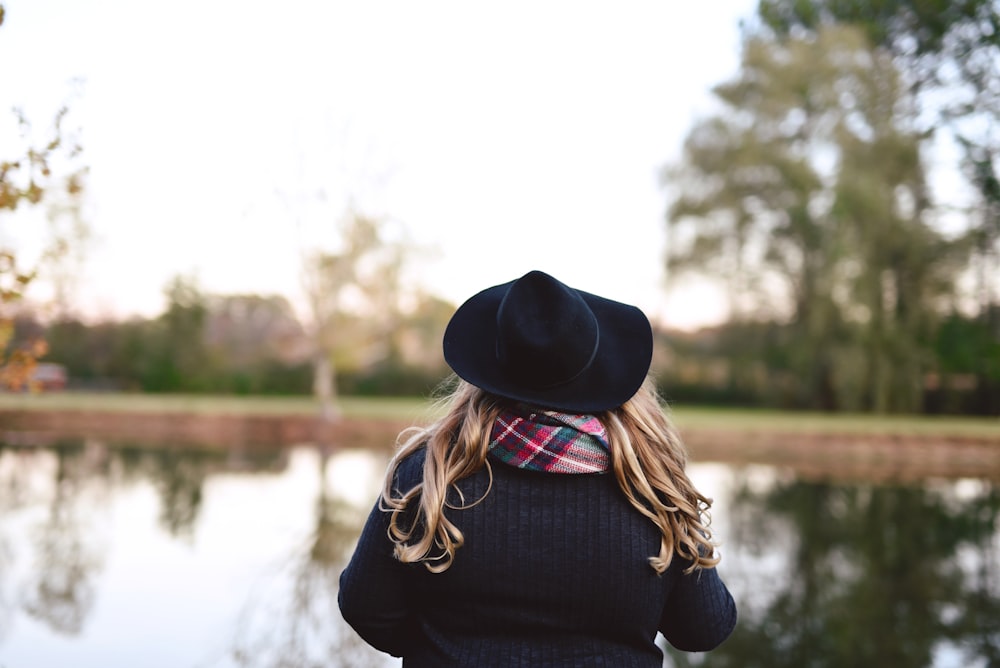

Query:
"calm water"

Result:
[[0, 440, 996, 668]]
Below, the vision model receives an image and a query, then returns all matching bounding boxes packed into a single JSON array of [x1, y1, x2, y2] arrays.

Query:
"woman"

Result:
[[338, 270, 737, 666]]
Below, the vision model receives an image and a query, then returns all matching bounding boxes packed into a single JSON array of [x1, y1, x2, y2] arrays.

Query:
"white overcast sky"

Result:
[[0, 0, 758, 329]]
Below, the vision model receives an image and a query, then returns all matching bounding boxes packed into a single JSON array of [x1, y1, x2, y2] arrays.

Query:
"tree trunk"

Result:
[[313, 354, 340, 423]]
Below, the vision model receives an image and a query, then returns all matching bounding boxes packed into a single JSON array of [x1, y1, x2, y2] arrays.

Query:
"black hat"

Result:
[[442, 270, 653, 413]]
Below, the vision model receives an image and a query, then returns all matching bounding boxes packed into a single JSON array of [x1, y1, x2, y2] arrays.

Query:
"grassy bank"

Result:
[[0, 391, 997, 440], [669, 405, 1000, 440], [0, 391, 435, 420]]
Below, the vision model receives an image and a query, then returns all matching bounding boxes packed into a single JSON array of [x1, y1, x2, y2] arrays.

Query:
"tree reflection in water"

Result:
[[1, 439, 996, 668], [229, 445, 394, 668], [0, 440, 288, 645], [665, 471, 1000, 668], [116, 446, 219, 539], [19, 443, 109, 635]]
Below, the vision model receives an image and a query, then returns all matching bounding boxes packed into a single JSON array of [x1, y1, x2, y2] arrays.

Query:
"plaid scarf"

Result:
[[489, 403, 610, 474]]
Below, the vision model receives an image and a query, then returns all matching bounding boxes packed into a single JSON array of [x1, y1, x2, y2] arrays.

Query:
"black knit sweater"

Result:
[[338, 449, 737, 667]]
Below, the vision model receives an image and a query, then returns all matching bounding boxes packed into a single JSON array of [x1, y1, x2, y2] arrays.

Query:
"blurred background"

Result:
[[0, 0, 996, 413], [0, 1, 998, 667]]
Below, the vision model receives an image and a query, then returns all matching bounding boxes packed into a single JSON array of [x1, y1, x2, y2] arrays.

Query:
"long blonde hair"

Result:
[[381, 376, 719, 575]]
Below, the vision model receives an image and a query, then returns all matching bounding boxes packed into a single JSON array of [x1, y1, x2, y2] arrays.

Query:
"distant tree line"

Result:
[[652, 308, 998, 414], [23, 275, 453, 398], [4, 1, 997, 414], [12, 277, 991, 413]]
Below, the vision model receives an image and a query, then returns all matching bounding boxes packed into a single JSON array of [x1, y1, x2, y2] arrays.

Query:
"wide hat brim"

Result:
[[443, 273, 653, 413]]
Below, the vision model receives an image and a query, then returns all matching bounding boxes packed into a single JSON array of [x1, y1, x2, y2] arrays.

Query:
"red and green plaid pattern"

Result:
[[488, 404, 610, 474]]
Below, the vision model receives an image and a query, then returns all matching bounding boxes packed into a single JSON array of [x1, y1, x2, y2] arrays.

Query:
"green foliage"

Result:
[[925, 307, 1000, 413], [752, 0, 1000, 413], [757, 0, 1000, 320], [40, 273, 451, 398], [338, 362, 449, 398], [140, 275, 210, 391], [44, 313, 317, 396], [666, 26, 970, 413], [757, 0, 999, 57]]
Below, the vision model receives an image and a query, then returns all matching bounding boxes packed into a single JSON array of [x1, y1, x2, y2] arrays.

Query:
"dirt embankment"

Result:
[[0, 409, 410, 452], [1, 409, 998, 482], [685, 428, 1000, 482]]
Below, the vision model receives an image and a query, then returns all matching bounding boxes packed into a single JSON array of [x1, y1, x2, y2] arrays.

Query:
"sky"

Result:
[[0, 0, 758, 330]]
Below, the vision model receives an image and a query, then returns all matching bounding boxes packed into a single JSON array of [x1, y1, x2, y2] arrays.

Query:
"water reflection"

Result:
[[665, 470, 1000, 668], [229, 446, 394, 668], [1, 442, 108, 639], [20, 446, 104, 636], [113, 445, 290, 539], [0, 439, 996, 667]]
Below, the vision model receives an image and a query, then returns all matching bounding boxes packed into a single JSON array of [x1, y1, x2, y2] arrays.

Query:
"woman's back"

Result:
[[338, 449, 736, 667]]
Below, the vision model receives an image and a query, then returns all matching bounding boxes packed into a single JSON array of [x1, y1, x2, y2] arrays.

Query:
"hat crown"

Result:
[[495, 271, 599, 389], [442, 269, 652, 412]]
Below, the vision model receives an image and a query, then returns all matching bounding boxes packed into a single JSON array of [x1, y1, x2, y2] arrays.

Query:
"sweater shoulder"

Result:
[[389, 445, 427, 493]]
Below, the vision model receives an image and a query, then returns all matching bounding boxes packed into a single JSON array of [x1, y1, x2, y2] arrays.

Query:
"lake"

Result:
[[0, 438, 996, 668]]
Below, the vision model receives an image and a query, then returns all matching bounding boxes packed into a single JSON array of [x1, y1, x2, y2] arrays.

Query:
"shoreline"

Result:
[[0, 391, 997, 436], [1, 405, 998, 482]]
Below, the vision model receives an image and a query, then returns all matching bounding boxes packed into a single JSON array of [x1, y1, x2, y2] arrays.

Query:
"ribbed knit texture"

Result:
[[338, 449, 737, 667]]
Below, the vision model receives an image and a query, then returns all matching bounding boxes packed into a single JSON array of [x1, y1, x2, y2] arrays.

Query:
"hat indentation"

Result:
[[494, 271, 601, 390]]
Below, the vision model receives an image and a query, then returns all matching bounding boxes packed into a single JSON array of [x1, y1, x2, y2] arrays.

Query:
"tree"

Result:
[[203, 294, 311, 394], [142, 275, 212, 392], [757, 0, 1000, 402], [301, 209, 411, 419], [0, 3, 88, 387], [665, 26, 965, 412]]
